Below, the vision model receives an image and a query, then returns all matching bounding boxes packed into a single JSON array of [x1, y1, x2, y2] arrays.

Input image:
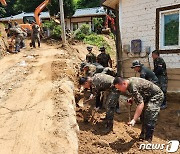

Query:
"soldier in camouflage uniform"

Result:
[[80, 62, 115, 77], [79, 73, 121, 133], [97, 47, 112, 68], [113, 77, 164, 142], [131, 60, 159, 85], [31, 21, 40, 48], [152, 50, 168, 109], [14, 22, 27, 49], [86, 46, 96, 63], [9, 27, 24, 53]]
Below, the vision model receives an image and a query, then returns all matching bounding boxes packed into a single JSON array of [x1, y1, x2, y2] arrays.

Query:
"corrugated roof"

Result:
[[72, 7, 106, 17], [0, 12, 50, 21]]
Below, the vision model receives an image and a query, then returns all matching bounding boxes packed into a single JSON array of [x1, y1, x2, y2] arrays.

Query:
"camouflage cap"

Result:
[[131, 60, 142, 68], [99, 47, 106, 51], [80, 62, 86, 71], [87, 46, 93, 51]]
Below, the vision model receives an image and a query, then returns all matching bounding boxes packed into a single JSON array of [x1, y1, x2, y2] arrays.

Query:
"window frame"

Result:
[[156, 4, 180, 54]]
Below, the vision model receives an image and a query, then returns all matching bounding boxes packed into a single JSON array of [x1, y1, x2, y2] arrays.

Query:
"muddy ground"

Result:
[[0, 41, 81, 154], [77, 99, 180, 154]]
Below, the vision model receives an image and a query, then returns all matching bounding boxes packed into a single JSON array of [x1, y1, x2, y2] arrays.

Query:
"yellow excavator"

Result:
[[20, 0, 51, 33], [1, 0, 50, 33]]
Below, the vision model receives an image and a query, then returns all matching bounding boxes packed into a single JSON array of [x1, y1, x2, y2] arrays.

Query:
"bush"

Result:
[[84, 34, 112, 54], [75, 24, 90, 40], [93, 18, 103, 33], [43, 20, 62, 39]]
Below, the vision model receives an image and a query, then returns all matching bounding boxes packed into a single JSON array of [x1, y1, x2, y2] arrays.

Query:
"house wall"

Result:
[[66, 17, 92, 31], [119, 0, 180, 91]]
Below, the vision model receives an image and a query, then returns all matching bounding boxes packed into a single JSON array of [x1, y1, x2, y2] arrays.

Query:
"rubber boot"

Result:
[[145, 125, 154, 143], [139, 128, 145, 141]]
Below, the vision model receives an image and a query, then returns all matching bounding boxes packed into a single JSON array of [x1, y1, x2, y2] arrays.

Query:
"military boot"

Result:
[[145, 125, 154, 143], [139, 124, 146, 141], [103, 120, 113, 134]]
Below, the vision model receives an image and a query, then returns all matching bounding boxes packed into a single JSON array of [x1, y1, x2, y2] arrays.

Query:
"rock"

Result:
[[92, 140, 109, 147]]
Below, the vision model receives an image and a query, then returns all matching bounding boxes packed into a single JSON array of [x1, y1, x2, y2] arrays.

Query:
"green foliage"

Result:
[[43, 20, 62, 39], [48, 0, 75, 17], [83, 34, 112, 53], [3, 0, 75, 18], [165, 20, 179, 46], [75, 24, 90, 40], [93, 18, 103, 33], [0, 7, 6, 17], [76, 0, 101, 9]]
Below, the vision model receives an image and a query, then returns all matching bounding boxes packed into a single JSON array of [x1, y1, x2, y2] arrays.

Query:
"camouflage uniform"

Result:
[[97, 52, 111, 67], [91, 73, 120, 131], [153, 57, 168, 107], [32, 24, 40, 48], [127, 77, 164, 141], [139, 65, 159, 85], [9, 27, 24, 52], [81, 62, 115, 77], [86, 52, 96, 63]]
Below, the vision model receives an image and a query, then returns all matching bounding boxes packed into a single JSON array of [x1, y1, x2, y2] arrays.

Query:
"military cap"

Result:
[[99, 47, 106, 51], [131, 60, 142, 68], [87, 46, 93, 51]]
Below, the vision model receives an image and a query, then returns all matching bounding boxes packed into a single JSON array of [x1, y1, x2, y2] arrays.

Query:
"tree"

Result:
[[3, 0, 75, 18], [76, 0, 101, 9], [48, 0, 75, 17]]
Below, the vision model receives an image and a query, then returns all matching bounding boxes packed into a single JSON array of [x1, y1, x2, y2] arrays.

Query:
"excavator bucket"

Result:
[[0, 0, 7, 6]]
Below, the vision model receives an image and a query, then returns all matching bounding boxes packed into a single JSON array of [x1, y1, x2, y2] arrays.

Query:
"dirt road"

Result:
[[0, 42, 79, 154]]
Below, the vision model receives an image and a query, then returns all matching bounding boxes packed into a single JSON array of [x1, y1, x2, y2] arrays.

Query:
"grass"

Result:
[[83, 34, 113, 55]]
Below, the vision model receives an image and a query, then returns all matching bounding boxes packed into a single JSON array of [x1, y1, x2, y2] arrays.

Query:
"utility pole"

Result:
[[59, 0, 66, 44], [115, 4, 123, 76]]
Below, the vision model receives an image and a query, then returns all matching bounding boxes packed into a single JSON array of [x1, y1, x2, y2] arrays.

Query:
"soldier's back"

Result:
[[97, 53, 110, 67], [92, 73, 114, 90], [128, 77, 162, 103], [140, 66, 158, 84]]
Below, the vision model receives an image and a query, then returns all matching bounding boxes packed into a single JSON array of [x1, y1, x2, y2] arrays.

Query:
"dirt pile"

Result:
[[0, 24, 8, 58], [0, 42, 82, 154]]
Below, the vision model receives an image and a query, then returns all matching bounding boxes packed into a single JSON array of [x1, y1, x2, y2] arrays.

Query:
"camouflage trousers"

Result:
[[105, 89, 120, 122], [140, 91, 164, 132], [32, 34, 40, 48], [157, 75, 168, 106], [15, 34, 24, 52]]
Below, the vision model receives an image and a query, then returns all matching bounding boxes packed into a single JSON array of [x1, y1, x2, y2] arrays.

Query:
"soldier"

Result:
[[79, 73, 121, 133], [9, 27, 24, 53], [113, 77, 164, 142], [86, 46, 96, 63], [152, 50, 168, 109], [31, 21, 40, 48], [97, 47, 112, 68], [14, 21, 26, 49], [80, 62, 115, 77], [131, 60, 159, 85]]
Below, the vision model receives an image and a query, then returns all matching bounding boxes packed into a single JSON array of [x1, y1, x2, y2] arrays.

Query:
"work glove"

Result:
[[89, 94, 94, 100], [94, 107, 100, 112], [128, 119, 136, 127]]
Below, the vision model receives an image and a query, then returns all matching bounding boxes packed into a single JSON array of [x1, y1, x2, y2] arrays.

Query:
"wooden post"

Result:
[[115, 4, 123, 76], [59, 0, 66, 44]]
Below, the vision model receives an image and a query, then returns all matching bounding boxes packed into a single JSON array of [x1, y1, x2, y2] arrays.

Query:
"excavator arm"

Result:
[[0, 0, 7, 6], [34, 0, 51, 25]]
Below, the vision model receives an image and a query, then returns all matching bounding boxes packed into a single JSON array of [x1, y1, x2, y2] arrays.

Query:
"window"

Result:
[[156, 4, 180, 53], [159, 8, 180, 50]]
